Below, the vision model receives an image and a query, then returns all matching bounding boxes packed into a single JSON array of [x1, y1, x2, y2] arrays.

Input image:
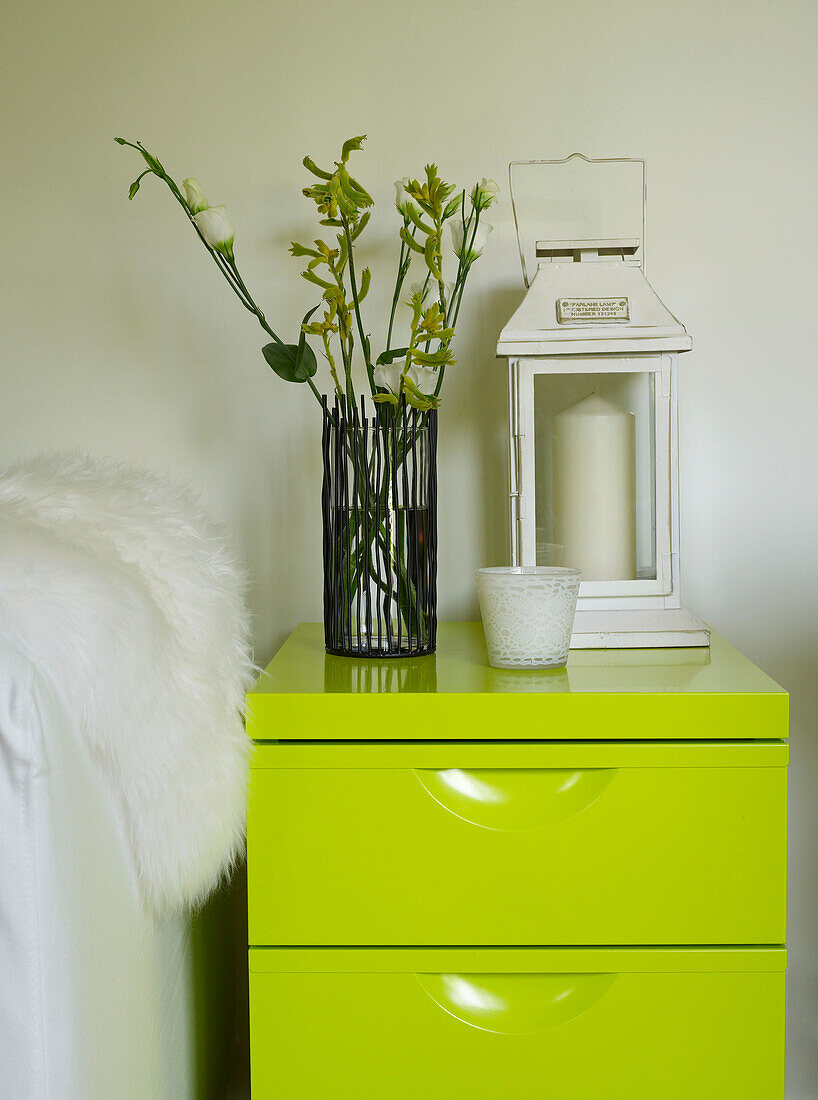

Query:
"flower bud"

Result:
[[451, 219, 493, 262], [470, 178, 500, 211], [394, 178, 417, 218], [408, 281, 455, 307], [193, 205, 235, 257], [181, 178, 210, 214], [408, 281, 430, 304]]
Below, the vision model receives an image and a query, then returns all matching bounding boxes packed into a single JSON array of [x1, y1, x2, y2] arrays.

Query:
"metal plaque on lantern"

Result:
[[497, 153, 709, 648]]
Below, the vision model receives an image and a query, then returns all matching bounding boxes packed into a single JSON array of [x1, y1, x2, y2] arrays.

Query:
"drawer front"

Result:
[[248, 743, 787, 946], [249, 948, 785, 1099]]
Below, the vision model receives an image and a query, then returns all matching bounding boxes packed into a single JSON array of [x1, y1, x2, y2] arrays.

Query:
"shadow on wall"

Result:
[[191, 874, 245, 1099], [466, 282, 528, 581]]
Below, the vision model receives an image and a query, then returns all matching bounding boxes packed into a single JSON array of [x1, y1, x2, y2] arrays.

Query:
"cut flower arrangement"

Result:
[[117, 134, 497, 656]]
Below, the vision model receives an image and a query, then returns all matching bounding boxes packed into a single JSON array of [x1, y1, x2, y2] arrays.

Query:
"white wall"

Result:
[[2, 0, 816, 1091]]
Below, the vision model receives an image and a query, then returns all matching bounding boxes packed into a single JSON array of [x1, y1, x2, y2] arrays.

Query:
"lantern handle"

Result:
[[508, 153, 647, 288]]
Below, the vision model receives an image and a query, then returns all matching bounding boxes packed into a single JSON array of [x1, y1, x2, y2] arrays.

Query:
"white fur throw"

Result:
[[0, 453, 254, 914]]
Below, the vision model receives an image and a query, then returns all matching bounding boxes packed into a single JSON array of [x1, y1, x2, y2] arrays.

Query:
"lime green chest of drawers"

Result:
[[247, 624, 788, 1099]]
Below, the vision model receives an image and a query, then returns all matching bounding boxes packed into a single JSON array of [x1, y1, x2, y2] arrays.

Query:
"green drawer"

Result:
[[248, 742, 787, 946], [248, 947, 786, 1099]]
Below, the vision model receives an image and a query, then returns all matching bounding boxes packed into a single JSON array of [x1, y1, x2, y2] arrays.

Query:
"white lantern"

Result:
[[497, 154, 709, 648]]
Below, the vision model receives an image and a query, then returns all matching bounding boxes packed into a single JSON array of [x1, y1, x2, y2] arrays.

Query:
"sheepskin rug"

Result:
[[0, 453, 254, 914]]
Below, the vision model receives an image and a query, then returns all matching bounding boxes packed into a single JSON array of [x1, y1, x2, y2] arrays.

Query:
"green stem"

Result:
[[386, 234, 410, 355], [306, 375, 323, 404], [433, 212, 446, 312], [445, 194, 469, 328], [120, 143, 323, 404], [344, 328, 357, 406], [455, 209, 481, 324], [224, 256, 286, 347], [341, 213, 374, 396], [322, 332, 344, 400], [326, 255, 355, 404], [134, 146, 260, 317], [434, 209, 482, 398]]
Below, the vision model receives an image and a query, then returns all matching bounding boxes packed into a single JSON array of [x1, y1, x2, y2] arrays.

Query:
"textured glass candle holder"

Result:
[[476, 566, 582, 670]]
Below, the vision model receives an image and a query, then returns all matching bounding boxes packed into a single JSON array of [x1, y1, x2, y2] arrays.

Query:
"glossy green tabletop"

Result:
[[246, 623, 787, 741]]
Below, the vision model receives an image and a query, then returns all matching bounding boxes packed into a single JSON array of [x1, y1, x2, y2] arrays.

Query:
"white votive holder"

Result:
[[475, 566, 582, 670]]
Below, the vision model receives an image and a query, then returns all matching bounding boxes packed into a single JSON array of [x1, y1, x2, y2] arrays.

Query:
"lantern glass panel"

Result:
[[511, 157, 645, 285], [533, 371, 657, 583]]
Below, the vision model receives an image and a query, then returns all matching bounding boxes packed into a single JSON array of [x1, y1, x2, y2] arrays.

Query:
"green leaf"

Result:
[[262, 342, 298, 381], [294, 339, 318, 381], [376, 347, 409, 366], [293, 305, 320, 378], [261, 308, 316, 385], [341, 134, 366, 162], [319, 217, 344, 227], [262, 333, 317, 384]]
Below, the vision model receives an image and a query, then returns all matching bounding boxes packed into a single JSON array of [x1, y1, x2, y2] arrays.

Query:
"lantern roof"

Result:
[[496, 259, 692, 358]]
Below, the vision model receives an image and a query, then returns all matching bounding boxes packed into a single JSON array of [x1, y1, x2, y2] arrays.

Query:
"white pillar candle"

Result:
[[553, 393, 636, 581]]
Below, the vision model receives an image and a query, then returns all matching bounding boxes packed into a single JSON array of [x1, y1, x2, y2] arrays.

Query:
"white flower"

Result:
[[181, 177, 209, 214], [394, 177, 417, 218], [471, 177, 500, 211], [407, 364, 438, 395], [374, 360, 440, 397], [451, 219, 493, 262], [373, 361, 404, 395], [193, 205, 235, 256]]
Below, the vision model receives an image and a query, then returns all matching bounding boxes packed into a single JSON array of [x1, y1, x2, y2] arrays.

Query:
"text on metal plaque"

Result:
[[556, 297, 630, 324]]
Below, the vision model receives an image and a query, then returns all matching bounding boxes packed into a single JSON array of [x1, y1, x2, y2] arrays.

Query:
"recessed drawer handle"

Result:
[[413, 768, 617, 831], [416, 973, 617, 1034]]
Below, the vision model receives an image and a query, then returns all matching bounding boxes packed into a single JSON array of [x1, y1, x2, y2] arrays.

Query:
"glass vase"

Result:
[[321, 397, 437, 657]]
